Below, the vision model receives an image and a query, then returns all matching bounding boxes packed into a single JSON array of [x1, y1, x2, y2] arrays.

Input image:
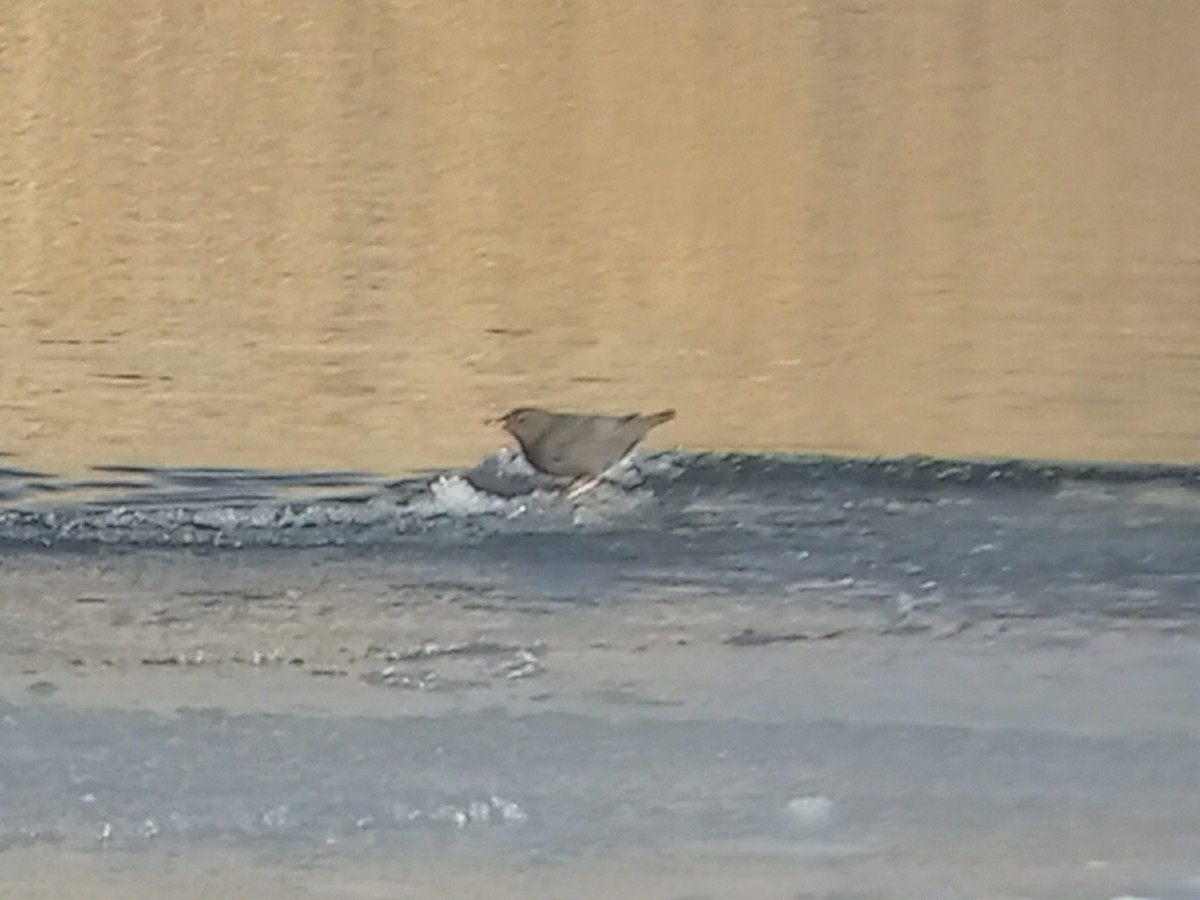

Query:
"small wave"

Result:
[[0, 450, 1195, 550]]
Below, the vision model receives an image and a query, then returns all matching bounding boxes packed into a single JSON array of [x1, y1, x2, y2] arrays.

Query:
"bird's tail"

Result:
[[643, 409, 676, 428]]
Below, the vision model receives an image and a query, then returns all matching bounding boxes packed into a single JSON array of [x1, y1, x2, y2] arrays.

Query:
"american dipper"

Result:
[[493, 407, 676, 497]]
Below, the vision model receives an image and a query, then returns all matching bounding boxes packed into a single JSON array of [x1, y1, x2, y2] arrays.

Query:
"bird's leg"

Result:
[[565, 476, 603, 499], [565, 456, 634, 499]]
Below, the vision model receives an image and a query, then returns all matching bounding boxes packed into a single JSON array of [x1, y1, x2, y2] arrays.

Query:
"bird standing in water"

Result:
[[492, 406, 675, 498]]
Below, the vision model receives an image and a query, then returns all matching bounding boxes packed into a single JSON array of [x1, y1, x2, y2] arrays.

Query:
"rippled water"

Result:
[[2, 452, 1198, 895], [3, 6, 1200, 892], [2, 451, 1197, 622], [2, 2, 1200, 479]]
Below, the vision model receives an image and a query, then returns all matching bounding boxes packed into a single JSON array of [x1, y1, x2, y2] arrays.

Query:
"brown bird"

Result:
[[493, 406, 676, 498]]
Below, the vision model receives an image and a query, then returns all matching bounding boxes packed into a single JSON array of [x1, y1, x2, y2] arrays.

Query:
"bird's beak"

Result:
[[484, 414, 504, 427]]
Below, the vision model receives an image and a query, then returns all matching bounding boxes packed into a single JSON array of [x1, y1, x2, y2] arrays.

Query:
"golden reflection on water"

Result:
[[1, 1, 1199, 478]]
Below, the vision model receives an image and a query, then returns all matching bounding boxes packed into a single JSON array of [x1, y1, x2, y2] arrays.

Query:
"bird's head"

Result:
[[488, 407, 552, 441]]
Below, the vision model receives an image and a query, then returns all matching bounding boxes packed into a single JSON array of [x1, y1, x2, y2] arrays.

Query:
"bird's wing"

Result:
[[536, 416, 605, 476]]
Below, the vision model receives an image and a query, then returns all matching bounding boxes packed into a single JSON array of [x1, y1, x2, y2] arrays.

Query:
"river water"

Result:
[[2, 1, 1199, 478], [2, 3, 1200, 896], [0, 453, 1198, 898]]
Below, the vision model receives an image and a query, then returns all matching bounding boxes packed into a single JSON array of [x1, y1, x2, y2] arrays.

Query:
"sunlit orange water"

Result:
[[2, 1, 1198, 479]]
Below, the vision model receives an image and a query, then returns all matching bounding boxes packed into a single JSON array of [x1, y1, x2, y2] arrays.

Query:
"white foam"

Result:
[[784, 795, 834, 828], [419, 475, 509, 516]]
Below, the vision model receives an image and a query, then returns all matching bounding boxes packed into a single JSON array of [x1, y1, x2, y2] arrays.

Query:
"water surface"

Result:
[[2, 1, 1199, 477]]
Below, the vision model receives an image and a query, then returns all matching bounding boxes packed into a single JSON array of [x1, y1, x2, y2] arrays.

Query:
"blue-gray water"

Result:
[[1, 451, 1199, 898], [2, 450, 1198, 616]]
